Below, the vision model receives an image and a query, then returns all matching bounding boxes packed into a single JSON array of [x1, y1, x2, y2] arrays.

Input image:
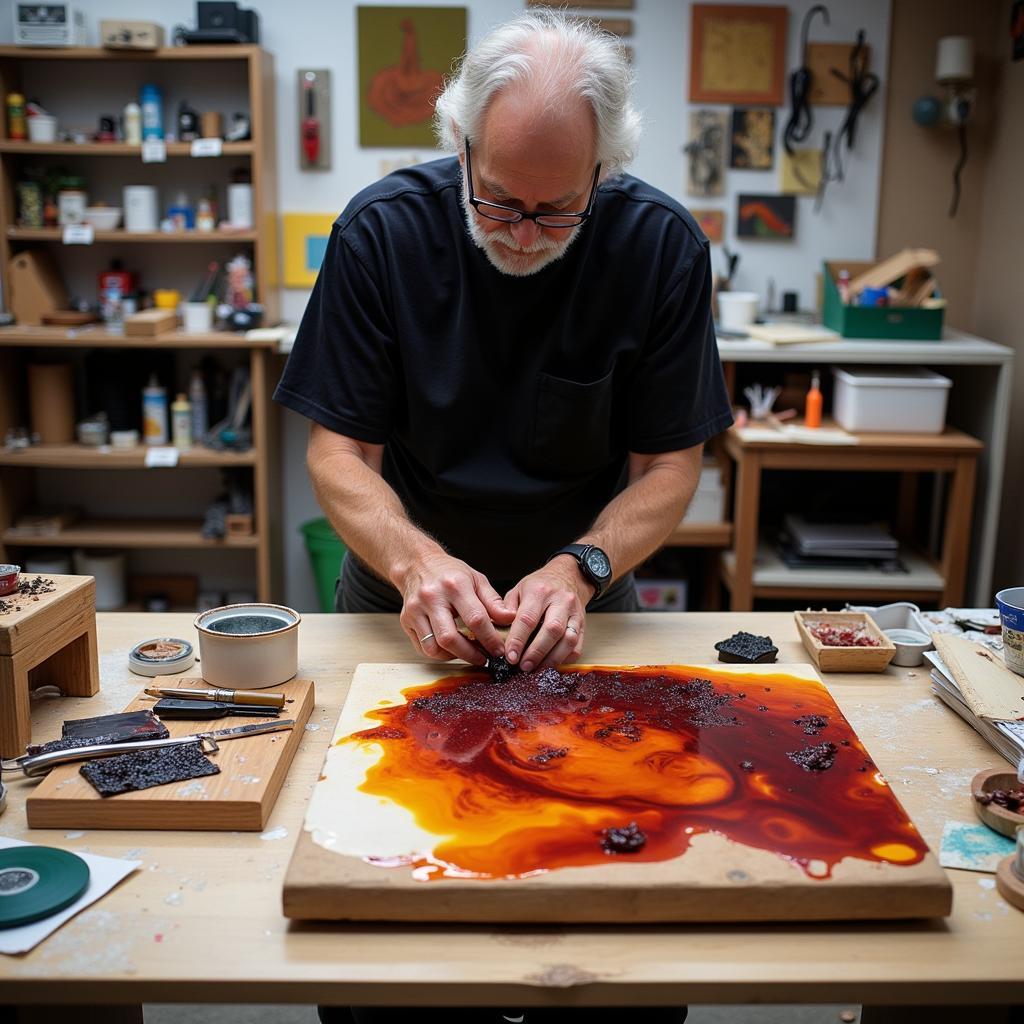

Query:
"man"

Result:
[[276, 10, 731, 677]]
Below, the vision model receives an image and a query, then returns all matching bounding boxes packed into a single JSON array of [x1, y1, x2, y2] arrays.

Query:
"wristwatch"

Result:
[[549, 543, 613, 598]]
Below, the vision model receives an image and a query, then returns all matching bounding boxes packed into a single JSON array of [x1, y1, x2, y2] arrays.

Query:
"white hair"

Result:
[[434, 10, 642, 176]]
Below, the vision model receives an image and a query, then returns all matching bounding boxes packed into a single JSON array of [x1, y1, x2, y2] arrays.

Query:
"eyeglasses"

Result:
[[464, 139, 601, 229]]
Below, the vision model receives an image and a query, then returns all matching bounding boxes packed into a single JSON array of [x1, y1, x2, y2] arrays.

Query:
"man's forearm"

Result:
[[308, 439, 443, 589], [576, 447, 703, 582]]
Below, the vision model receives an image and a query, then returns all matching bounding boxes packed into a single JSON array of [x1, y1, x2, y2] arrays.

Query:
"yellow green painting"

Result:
[[358, 6, 467, 147]]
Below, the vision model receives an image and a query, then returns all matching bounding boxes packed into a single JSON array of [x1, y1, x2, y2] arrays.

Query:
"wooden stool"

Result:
[[0, 574, 100, 758]]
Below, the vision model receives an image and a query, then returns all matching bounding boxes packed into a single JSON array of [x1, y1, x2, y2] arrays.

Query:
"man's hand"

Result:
[[503, 556, 592, 672], [399, 553, 515, 665]]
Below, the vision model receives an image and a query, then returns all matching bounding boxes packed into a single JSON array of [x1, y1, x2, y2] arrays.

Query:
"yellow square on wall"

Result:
[[282, 212, 338, 288]]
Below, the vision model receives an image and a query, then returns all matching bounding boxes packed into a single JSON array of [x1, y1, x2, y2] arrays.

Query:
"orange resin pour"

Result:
[[342, 666, 928, 882]]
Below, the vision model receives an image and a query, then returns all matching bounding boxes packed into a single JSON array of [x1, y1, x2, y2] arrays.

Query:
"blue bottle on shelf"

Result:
[[140, 83, 164, 141]]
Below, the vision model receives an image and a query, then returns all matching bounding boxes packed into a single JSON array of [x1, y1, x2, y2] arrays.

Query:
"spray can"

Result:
[[142, 376, 168, 445], [171, 393, 192, 450], [140, 84, 163, 141], [189, 369, 208, 443]]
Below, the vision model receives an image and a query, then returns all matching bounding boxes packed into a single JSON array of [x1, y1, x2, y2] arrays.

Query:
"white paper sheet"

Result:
[[0, 837, 139, 955]]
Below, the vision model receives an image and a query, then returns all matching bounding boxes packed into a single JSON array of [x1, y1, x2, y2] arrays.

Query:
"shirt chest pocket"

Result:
[[529, 369, 616, 477]]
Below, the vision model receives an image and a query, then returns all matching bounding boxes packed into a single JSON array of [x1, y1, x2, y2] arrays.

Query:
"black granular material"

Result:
[[487, 654, 516, 685], [714, 631, 778, 664], [786, 741, 838, 772], [600, 821, 647, 854], [794, 714, 829, 736], [740, 760, 755, 772], [80, 742, 220, 797], [530, 746, 568, 764]]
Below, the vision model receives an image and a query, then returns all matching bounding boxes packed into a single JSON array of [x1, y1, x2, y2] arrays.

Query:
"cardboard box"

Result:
[[124, 309, 176, 337], [100, 20, 165, 49], [8, 251, 68, 326]]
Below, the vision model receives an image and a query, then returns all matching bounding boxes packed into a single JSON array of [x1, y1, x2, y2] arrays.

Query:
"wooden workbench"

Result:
[[1, 612, 1022, 1014]]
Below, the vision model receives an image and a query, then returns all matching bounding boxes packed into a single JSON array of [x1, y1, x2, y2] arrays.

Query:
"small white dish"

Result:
[[884, 628, 933, 667]]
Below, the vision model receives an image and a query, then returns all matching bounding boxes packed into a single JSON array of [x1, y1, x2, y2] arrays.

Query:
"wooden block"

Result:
[[933, 634, 1024, 721], [224, 513, 254, 536], [794, 611, 896, 672], [283, 662, 950, 923], [848, 249, 940, 295], [8, 251, 68, 326], [124, 309, 176, 337], [26, 676, 314, 830], [0, 575, 100, 757]]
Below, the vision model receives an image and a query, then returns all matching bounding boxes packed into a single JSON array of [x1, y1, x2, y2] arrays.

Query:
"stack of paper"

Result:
[[926, 649, 1024, 768]]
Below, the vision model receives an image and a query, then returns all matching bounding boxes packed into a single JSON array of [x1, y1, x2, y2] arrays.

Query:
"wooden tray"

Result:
[[283, 662, 950, 924], [26, 676, 314, 831], [972, 767, 1024, 839], [794, 611, 896, 672]]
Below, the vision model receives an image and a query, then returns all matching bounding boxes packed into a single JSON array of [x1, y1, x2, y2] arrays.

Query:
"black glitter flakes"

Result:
[[79, 742, 220, 797]]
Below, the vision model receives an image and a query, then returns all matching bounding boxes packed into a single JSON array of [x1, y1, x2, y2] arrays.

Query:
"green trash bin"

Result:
[[301, 517, 346, 613]]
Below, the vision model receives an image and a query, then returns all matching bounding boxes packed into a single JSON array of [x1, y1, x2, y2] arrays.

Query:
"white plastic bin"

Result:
[[832, 366, 952, 434]]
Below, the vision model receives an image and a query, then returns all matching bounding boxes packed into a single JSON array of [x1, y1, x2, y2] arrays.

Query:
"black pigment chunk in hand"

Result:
[[601, 821, 647, 854], [486, 654, 516, 685], [79, 742, 220, 797], [714, 631, 779, 664]]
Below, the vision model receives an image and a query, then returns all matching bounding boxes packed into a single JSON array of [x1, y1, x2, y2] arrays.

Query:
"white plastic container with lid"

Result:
[[832, 366, 952, 434]]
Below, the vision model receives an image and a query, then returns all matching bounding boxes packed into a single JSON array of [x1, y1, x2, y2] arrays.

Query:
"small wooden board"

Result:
[[795, 611, 896, 673], [26, 676, 314, 831], [283, 663, 951, 924], [934, 634, 1024, 721]]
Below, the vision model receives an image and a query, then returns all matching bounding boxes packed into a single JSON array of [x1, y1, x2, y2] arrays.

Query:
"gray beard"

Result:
[[459, 173, 580, 277]]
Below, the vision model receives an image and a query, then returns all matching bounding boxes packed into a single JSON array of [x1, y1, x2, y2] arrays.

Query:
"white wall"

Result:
[[4, 0, 891, 610]]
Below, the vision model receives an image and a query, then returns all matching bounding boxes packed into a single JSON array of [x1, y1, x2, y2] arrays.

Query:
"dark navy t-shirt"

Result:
[[274, 156, 733, 585]]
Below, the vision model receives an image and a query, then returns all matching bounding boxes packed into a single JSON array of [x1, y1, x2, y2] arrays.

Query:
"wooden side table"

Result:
[[0, 574, 99, 758], [720, 425, 983, 611]]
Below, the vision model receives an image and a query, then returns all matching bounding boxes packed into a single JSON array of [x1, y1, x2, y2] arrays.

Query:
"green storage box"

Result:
[[822, 260, 944, 340]]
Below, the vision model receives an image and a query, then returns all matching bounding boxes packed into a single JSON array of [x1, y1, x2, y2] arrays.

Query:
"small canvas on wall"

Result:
[[690, 209, 724, 243], [736, 194, 795, 240], [685, 109, 728, 197], [730, 108, 775, 169], [358, 6, 467, 147]]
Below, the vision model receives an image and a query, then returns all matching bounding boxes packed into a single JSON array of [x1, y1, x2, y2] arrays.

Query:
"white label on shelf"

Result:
[[145, 447, 180, 468], [141, 139, 166, 163], [191, 138, 223, 158], [62, 224, 94, 245]]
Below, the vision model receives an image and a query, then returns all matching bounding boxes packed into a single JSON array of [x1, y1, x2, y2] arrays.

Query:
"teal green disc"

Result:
[[0, 846, 90, 928]]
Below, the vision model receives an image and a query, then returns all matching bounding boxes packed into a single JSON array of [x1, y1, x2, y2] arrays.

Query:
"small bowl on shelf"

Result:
[[883, 628, 933, 667], [84, 206, 122, 231], [971, 767, 1024, 839], [794, 610, 896, 673]]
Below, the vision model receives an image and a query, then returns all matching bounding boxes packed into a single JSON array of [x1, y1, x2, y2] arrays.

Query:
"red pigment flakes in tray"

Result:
[[807, 622, 881, 647], [341, 666, 927, 882]]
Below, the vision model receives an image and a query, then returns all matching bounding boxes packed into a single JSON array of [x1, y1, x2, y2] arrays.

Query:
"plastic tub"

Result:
[[717, 291, 759, 331], [301, 517, 346, 613], [832, 366, 952, 433], [28, 114, 57, 143]]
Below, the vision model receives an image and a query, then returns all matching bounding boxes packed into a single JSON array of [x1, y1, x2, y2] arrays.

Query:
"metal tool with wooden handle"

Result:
[[3, 720, 295, 778], [144, 686, 287, 708]]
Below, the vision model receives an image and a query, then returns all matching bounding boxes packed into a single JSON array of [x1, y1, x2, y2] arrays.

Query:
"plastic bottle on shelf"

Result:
[[172, 393, 192, 450], [189, 369, 208, 443], [804, 370, 823, 430], [140, 84, 163, 141], [123, 101, 142, 146], [142, 376, 168, 446]]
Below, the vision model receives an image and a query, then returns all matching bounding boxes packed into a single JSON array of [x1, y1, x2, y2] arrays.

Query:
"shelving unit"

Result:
[[718, 422, 982, 611], [0, 45, 281, 604]]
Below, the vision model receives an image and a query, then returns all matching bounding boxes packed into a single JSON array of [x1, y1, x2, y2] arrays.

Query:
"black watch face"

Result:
[[585, 548, 611, 580]]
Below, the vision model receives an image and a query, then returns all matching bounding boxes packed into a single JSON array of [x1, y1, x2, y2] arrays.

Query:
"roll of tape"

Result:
[[129, 637, 195, 677]]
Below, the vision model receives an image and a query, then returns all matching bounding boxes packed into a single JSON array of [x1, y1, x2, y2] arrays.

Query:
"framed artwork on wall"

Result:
[[282, 212, 337, 288], [690, 209, 724, 243], [685, 109, 728, 197], [736, 194, 795, 240], [689, 5, 788, 106], [730, 108, 775, 169], [358, 6, 467, 147]]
